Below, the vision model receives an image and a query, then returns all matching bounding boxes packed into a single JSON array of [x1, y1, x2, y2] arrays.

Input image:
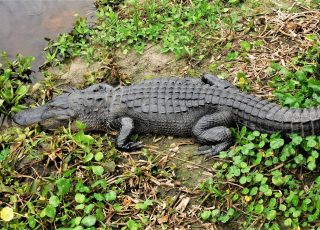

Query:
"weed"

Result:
[[269, 34, 320, 108], [44, 0, 262, 65], [43, 17, 94, 66], [199, 126, 320, 229], [0, 52, 34, 115], [0, 122, 176, 229]]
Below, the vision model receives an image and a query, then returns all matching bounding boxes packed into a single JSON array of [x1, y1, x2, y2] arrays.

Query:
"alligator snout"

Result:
[[13, 106, 48, 126]]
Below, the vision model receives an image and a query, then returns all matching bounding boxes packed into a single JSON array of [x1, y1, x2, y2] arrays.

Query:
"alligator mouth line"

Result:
[[13, 105, 48, 126]]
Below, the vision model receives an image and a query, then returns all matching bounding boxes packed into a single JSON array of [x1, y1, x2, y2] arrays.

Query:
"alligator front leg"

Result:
[[115, 117, 144, 151], [192, 111, 234, 158]]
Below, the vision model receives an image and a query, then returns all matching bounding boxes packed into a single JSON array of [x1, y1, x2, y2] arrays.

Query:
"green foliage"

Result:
[[44, 17, 94, 65], [127, 219, 141, 230], [269, 34, 320, 108], [0, 148, 10, 162], [135, 199, 153, 211], [44, 0, 259, 65], [94, 0, 253, 59], [0, 122, 173, 228], [199, 126, 320, 228], [0, 52, 34, 115]]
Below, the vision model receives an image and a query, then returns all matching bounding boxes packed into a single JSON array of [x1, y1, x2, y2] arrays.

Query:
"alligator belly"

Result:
[[131, 110, 208, 137]]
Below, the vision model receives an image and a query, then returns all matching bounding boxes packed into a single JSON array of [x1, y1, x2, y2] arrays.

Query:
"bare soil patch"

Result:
[[116, 45, 190, 81]]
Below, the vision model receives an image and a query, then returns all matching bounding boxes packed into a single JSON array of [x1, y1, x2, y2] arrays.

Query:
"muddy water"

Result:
[[0, 0, 93, 72]]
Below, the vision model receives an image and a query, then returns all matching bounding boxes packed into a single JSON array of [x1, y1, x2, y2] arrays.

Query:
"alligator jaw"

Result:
[[13, 104, 74, 129], [13, 105, 48, 126]]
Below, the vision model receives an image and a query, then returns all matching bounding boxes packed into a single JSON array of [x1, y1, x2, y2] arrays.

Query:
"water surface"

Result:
[[0, 0, 93, 71]]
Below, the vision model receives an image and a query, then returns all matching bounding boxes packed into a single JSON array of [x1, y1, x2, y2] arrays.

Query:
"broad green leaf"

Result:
[[289, 134, 303, 145], [200, 210, 211, 220], [49, 196, 60, 207], [95, 152, 104, 161], [254, 173, 263, 183], [284, 218, 292, 227], [94, 193, 104, 201], [266, 210, 277, 220], [56, 178, 71, 196], [28, 216, 37, 228], [240, 40, 251, 51], [308, 78, 320, 93], [105, 191, 117, 202], [279, 204, 286, 211], [127, 219, 141, 230], [84, 204, 95, 214], [15, 85, 29, 96], [255, 204, 264, 214], [75, 193, 86, 203], [270, 138, 284, 149], [44, 205, 56, 218], [113, 203, 122, 212], [81, 215, 96, 227], [92, 165, 104, 176], [84, 153, 94, 162]]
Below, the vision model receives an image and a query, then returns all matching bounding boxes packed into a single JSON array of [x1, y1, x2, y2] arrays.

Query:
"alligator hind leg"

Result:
[[195, 126, 233, 157], [192, 111, 234, 158], [202, 74, 237, 90]]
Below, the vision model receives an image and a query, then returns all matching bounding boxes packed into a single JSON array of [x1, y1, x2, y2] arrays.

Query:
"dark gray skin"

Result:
[[13, 75, 320, 157]]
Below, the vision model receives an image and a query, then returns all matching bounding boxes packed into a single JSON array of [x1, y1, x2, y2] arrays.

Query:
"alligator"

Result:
[[13, 75, 320, 157]]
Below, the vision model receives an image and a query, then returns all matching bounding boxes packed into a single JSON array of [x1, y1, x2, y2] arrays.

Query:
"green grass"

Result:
[[1, 0, 320, 229]]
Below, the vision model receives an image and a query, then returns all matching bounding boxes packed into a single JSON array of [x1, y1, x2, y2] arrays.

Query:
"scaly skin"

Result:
[[13, 75, 320, 157]]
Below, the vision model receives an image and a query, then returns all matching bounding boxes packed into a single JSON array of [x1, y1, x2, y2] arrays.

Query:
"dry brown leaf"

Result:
[[157, 214, 169, 224], [175, 197, 190, 212], [122, 196, 132, 207], [158, 155, 169, 168]]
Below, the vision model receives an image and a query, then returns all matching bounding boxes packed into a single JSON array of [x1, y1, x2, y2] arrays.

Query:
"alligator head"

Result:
[[13, 83, 115, 130], [13, 93, 77, 129]]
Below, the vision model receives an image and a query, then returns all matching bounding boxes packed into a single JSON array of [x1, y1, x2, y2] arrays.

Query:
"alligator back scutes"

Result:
[[122, 77, 206, 114]]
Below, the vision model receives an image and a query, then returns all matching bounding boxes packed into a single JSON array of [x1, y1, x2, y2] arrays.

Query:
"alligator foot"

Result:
[[196, 141, 232, 159], [117, 141, 144, 152]]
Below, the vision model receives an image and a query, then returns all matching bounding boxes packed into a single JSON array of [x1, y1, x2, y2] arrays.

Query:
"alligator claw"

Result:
[[196, 141, 232, 159], [196, 145, 220, 158], [117, 142, 144, 152]]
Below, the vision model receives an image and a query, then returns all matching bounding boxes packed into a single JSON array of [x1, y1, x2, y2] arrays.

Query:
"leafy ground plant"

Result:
[[199, 127, 320, 229], [0, 122, 179, 229], [44, 0, 265, 65], [269, 33, 320, 108], [0, 52, 34, 115]]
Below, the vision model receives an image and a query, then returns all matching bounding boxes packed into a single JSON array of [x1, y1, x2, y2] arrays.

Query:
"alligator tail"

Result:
[[211, 88, 320, 136]]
